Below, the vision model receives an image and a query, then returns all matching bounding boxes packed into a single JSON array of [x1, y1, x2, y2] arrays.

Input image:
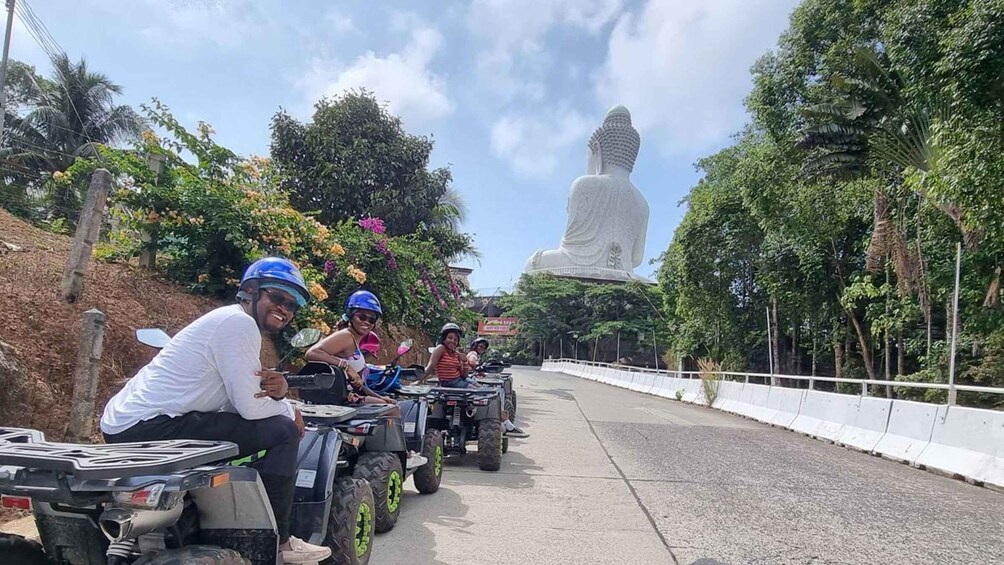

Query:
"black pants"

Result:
[[104, 412, 299, 542]]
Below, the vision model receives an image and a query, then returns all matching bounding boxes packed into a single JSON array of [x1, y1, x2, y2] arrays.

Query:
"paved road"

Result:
[[375, 367, 1004, 565]]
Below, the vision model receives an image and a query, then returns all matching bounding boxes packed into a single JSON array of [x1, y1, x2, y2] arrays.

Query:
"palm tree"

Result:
[[1, 54, 144, 220], [430, 187, 469, 231]]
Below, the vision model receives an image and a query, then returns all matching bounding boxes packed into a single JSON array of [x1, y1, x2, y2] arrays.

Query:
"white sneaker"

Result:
[[281, 536, 331, 564], [406, 450, 429, 469]]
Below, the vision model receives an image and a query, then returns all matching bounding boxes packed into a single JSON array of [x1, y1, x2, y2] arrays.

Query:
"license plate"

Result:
[[447, 400, 458, 406], [403, 422, 416, 433]]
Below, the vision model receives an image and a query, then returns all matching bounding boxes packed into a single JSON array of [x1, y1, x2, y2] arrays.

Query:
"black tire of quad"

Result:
[[325, 477, 375, 565], [413, 429, 444, 494], [352, 452, 403, 533], [133, 545, 249, 565], [0, 534, 59, 565], [511, 390, 518, 418], [477, 418, 503, 471], [502, 435, 509, 454], [504, 397, 516, 424]]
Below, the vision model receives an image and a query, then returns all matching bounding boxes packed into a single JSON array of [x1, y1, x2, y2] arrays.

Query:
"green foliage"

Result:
[[58, 101, 471, 339], [0, 55, 145, 223], [270, 90, 476, 260], [499, 274, 665, 365], [662, 0, 1004, 406]]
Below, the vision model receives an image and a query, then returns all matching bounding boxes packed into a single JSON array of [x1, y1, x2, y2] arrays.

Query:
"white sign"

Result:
[[295, 469, 317, 489]]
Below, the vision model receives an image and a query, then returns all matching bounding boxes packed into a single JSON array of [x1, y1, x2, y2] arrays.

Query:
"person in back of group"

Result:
[[467, 337, 490, 369], [422, 323, 528, 438], [305, 290, 427, 468], [100, 257, 332, 564]]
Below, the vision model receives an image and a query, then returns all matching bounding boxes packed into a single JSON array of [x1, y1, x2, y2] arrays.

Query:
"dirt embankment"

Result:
[[0, 208, 435, 441], [0, 208, 218, 439]]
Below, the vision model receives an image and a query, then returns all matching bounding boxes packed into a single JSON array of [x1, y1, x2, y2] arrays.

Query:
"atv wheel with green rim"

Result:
[[326, 477, 374, 565], [352, 452, 404, 533], [413, 429, 444, 494]]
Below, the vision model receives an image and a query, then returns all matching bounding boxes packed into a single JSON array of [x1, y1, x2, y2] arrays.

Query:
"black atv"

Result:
[[0, 366, 373, 565], [295, 362, 442, 535], [473, 362, 517, 422], [413, 383, 505, 471]]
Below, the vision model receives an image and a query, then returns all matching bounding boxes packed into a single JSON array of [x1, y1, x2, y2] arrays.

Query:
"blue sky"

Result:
[[10, 0, 800, 292]]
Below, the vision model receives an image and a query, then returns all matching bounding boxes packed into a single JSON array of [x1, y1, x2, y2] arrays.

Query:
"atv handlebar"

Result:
[[284, 371, 342, 391]]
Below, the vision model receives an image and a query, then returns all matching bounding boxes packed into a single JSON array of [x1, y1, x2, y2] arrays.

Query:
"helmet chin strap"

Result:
[[237, 289, 270, 333]]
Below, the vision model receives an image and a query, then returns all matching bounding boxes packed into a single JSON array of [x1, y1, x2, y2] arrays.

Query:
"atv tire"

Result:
[[413, 429, 444, 494], [502, 435, 509, 454], [133, 545, 248, 565], [352, 452, 404, 533], [325, 477, 375, 565], [511, 390, 518, 419], [477, 418, 503, 471], [504, 397, 516, 424], [0, 534, 59, 565]]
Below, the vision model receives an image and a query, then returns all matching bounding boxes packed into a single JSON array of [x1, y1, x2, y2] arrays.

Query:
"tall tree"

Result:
[[1, 54, 144, 220]]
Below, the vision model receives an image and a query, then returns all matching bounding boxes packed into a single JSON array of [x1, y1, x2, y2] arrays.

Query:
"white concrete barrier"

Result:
[[872, 400, 938, 463], [835, 397, 892, 452], [733, 384, 772, 421], [712, 380, 745, 413], [915, 406, 1004, 488], [678, 378, 702, 403], [790, 391, 856, 442], [632, 373, 655, 393], [763, 387, 805, 428], [650, 375, 676, 399]]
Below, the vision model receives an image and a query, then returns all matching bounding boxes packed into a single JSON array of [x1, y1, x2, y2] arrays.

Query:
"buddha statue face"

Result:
[[586, 105, 640, 175]]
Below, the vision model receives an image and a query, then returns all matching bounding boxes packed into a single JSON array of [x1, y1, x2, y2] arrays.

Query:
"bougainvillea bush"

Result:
[[60, 100, 474, 338]]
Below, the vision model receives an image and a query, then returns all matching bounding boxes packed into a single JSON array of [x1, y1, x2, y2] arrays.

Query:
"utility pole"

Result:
[[0, 0, 15, 143], [947, 241, 962, 405]]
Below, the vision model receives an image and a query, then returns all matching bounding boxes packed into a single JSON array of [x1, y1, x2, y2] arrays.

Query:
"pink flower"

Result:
[[323, 260, 335, 274], [359, 217, 386, 235]]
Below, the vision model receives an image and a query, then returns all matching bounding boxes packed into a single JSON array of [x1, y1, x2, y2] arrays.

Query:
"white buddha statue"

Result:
[[525, 105, 650, 282]]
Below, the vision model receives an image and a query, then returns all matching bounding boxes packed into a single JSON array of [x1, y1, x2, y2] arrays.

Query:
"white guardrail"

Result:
[[541, 359, 1004, 490]]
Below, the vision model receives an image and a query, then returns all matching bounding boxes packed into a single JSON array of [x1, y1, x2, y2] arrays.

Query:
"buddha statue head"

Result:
[[586, 105, 641, 176]]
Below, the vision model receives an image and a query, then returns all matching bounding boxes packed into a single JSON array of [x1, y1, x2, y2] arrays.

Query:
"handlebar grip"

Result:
[[285, 372, 337, 390]]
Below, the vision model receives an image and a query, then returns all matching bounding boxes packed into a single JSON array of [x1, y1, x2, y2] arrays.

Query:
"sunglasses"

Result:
[[260, 288, 300, 312], [353, 311, 380, 324]]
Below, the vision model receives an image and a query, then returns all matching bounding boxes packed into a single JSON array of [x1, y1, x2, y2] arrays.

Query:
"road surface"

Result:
[[375, 366, 1004, 565]]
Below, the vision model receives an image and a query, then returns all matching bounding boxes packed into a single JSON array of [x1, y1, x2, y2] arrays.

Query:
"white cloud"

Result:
[[594, 0, 798, 155], [325, 9, 358, 35], [468, 0, 624, 104], [136, 0, 269, 49], [490, 108, 592, 178], [300, 13, 452, 128]]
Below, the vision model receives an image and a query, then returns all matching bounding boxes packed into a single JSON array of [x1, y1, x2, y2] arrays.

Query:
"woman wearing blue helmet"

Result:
[[306, 291, 429, 469]]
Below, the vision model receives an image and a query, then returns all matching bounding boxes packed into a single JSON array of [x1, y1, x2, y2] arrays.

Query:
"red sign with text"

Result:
[[478, 317, 519, 336]]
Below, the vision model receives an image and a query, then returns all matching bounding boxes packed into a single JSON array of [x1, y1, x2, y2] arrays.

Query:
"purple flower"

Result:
[[323, 260, 335, 274], [359, 217, 386, 235]]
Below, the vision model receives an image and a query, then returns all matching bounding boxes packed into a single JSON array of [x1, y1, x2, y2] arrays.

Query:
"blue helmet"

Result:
[[240, 257, 310, 307], [346, 290, 382, 314]]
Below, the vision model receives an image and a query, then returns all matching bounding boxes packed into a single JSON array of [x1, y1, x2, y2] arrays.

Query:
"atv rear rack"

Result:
[[0, 431, 238, 480]]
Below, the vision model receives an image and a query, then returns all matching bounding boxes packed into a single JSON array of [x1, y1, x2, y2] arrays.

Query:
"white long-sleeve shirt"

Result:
[[101, 305, 295, 435]]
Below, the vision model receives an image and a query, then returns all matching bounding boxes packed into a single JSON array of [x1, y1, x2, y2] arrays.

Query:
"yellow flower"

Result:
[[330, 243, 345, 256], [141, 130, 158, 144], [198, 273, 210, 283], [309, 282, 328, 301], [318, 321, 331, 335], [225, 277, 240, 287], [347, 265, 366, 284]]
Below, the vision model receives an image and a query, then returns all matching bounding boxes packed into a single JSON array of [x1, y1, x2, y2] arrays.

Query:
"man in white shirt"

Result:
[[101, 257, 330, 564]]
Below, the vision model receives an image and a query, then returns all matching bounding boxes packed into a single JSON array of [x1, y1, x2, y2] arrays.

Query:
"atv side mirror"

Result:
[[136, 328, 171, 349], [289, 328, 322, 348], [397, 339, 413, 355]]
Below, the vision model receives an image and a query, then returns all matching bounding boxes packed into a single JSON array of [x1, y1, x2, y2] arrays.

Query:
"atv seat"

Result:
[[295, 403, 359, 424], [395, 385, 433, 397], [0, 437, 238, 480], [475, 378, 505, 387], [347, 404, 397, 419]]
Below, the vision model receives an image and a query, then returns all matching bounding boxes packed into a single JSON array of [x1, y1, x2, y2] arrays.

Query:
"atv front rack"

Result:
[[0, 432, 238, 480]]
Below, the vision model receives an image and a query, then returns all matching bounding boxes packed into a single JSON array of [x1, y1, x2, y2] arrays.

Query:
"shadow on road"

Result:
[[373, 484, 470, 565]]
